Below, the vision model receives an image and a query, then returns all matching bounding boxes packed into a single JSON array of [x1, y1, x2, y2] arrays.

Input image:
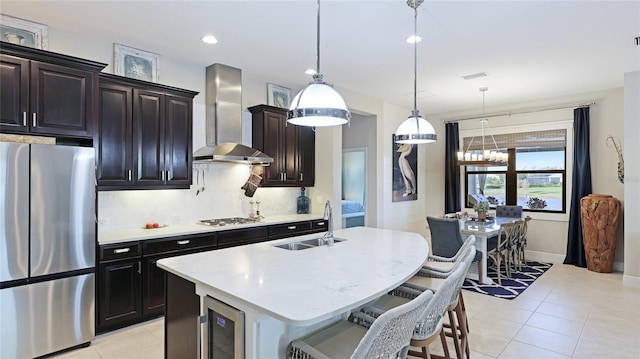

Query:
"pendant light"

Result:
[[287, 0, 350, 127], [395, 0, 437, 144], [457, 87, 508, 166]]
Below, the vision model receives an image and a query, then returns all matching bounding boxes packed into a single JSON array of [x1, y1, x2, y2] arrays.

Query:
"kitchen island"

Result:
[[157, 226, 429, 358]]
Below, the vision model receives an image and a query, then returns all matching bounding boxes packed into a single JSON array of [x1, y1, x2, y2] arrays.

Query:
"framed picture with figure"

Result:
[[267, 83, 291, 108], [114, 43, 160, 83], [392, 134, 418, 202], [0, 14, 48, 49]]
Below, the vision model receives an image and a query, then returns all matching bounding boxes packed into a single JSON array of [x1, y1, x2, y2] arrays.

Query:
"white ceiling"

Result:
[[2, 0, 639, 115]]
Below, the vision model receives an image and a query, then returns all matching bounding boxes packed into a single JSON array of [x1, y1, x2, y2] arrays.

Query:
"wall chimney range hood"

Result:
[[193, 63, 273, 164]]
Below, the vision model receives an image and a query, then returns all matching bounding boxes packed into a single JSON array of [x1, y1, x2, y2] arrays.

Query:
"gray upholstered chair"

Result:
[[288, 285, 435, 359], [360, 263, 469, 359], [495, 205, 523, 218], [427, 216, 482, 282]]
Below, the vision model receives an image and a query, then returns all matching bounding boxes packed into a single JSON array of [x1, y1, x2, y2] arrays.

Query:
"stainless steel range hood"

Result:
[[193, 64, 273, 164]]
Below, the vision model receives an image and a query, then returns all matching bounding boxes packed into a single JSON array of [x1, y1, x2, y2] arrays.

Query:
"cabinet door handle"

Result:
[[113, 248, 131, 254], [128, 170, 132, 182], [137, 261, 141, 274], [22, 112, 27, 126], [177, 240, 190, 245], [300, 173, 303, 181], [288, 226, 297, 230], [284, 173, 287, 181], [317, 222, 325, 226], [162, 170, 165, 181], [32, 113, 36, 127]]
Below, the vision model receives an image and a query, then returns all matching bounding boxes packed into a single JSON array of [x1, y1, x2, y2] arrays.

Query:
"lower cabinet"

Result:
[[97, 242, 142, 333]]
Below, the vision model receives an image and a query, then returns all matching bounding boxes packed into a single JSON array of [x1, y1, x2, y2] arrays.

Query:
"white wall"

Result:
[[623, 71, 640, 286]]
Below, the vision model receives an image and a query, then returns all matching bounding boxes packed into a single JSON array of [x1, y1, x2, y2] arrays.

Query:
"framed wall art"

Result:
[[267, 83, 292, 108], [0, 14, 48, 49], [114, 43, 160, 83], [392, 134, 418, 202]]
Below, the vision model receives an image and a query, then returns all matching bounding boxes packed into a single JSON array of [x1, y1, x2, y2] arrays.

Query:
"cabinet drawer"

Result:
[[100, 242, 141, 261], [143, 234, 217, 255], [268, 221, 312, 240], [218, 227, 268, 248], [311, 219, 328, 232]]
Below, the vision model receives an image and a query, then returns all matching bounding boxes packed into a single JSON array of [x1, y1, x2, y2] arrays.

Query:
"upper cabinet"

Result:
[[249, 105, 315, 187], [96, 74, 198, 190], [1, 42, 107, 139]]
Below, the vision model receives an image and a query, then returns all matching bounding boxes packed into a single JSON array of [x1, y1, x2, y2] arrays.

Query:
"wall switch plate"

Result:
[[98, 217, 109, 224], [170, 214, 181, 221], [316, 196, 323, 204]]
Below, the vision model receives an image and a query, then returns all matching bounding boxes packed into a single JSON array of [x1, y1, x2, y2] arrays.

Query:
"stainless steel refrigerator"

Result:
[[0, 142, 96, 358]]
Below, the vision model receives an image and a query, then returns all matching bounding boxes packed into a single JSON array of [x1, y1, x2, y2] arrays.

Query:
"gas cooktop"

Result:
[[197, 217, 260, 227]]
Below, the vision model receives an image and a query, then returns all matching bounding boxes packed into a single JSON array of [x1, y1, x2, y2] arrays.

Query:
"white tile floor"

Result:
[[53, 264, 640, 358]]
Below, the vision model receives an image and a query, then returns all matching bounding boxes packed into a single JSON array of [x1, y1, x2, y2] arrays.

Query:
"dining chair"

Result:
[[401, 246, 476, 359], [443, 211, 468, 220], [288, 286, 435, 359], [486, 220, 521, 284], [360, 264, 469, 359], [495, 205, 523, 218], [427, 216, 483, 283], [512, 216, 532, 270]]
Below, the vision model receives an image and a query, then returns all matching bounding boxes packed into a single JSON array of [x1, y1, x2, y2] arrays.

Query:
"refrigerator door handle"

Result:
[[32, 113, 36, 127], [23, 112, 27, 126]]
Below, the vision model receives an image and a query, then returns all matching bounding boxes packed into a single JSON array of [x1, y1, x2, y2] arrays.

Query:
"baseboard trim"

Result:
[[623, 275, 640, 288], [525, 250, 628, 279]]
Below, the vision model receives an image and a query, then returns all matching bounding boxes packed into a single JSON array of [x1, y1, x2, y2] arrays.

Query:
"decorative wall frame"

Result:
[[392, 134, 418, 202], [267, 83, 292, 108], [0, 14, 48, 49], [114, 43, 160, 83]]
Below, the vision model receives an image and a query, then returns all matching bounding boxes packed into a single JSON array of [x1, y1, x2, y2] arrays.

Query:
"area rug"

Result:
[[462, 261, 552, 300]]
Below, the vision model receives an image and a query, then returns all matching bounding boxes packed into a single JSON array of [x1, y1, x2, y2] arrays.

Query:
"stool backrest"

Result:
[[351, 287, 434, 358]]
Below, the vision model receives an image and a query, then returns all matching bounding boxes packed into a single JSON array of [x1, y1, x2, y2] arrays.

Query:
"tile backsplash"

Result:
[[98, 162, 311, 231]]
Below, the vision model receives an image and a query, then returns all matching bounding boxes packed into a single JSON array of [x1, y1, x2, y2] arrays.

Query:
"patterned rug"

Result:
[[462, 261, 552, 300]]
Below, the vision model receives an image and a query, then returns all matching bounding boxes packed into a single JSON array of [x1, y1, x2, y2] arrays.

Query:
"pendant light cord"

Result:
[[413, 3, 418, 114], [315, 0, 322, 80]]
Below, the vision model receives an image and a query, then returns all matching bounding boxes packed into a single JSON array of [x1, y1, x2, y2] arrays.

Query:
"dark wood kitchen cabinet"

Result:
[[142, 234, 216, 317], [96, 73, 198, 190], [249, 105, 315, 187], [97, 241, 142, 333], [0, 42, 106, 139]]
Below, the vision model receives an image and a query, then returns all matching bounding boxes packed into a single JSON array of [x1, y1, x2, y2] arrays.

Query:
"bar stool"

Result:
[[288, 286, 436, 358]]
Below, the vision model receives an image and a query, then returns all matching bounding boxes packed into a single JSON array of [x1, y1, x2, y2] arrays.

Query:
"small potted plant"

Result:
[[473, 201, 490, 221]]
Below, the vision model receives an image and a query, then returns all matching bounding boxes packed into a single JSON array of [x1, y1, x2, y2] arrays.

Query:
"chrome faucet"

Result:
[[322, 200, 334, 246]]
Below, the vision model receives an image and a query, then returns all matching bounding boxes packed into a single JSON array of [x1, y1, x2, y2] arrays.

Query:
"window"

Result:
[[464, 129, 567, 213]]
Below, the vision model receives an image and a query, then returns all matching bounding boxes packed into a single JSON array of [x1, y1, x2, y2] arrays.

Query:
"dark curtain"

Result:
[[445, 122, 461, 213], [564, 107, 592, 267]]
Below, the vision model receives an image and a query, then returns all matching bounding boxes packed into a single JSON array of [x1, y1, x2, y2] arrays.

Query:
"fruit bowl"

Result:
[[142, 223, 168, 229]]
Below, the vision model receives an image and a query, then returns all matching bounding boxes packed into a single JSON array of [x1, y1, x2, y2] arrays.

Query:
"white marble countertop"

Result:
[[98, 214, 323, 245], [157, 226, 429, 326]]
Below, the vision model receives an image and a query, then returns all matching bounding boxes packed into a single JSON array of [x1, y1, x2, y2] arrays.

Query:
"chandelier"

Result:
[[457, 88, 508, 166]]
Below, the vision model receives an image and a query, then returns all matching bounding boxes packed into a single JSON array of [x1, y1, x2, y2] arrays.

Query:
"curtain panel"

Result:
[[564, 107, 592, 267], [445, 122, 461, 213]]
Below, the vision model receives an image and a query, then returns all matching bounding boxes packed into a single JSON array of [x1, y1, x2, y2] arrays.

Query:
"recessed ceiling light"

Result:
[[201, 35, 218, 44], [462, 72, 488, 80], [305, 68, 316, 75], [406, 35, 422, 43]]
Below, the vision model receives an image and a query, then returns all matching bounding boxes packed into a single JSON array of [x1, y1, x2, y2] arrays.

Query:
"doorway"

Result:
[[342, 149, 366, 228]]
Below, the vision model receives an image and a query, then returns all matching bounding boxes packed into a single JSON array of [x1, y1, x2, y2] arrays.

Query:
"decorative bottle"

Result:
[[297, 187, 310, 214]]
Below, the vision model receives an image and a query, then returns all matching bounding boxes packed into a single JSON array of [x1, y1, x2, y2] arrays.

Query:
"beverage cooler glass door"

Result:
[[30, 144, 96, 276], [204, 296, 245, 359], [0, 142, 29, 283]]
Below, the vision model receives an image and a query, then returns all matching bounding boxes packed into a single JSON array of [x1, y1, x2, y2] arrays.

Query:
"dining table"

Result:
[[459, 216, 521, 284]]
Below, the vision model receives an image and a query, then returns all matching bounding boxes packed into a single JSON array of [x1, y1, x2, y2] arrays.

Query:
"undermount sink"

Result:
[[273, 237, 347, 251]]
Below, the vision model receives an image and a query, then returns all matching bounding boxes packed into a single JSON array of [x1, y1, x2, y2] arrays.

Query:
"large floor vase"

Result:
[[580, 194, 621, 273]]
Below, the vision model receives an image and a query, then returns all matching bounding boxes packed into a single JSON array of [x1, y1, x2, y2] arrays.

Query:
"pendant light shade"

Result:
[[287, 75, 350, 127], [395, 111, 437, 144], [394, 0, 437, 145], [287, 0, 350, 127]]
